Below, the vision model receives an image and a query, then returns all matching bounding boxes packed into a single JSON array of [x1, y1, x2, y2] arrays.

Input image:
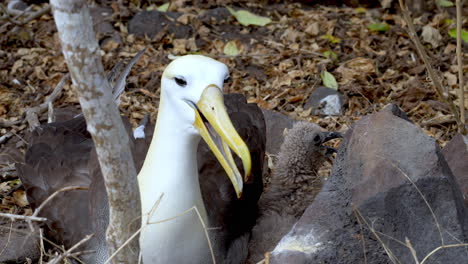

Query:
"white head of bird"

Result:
[[138, 55, 251, 264]]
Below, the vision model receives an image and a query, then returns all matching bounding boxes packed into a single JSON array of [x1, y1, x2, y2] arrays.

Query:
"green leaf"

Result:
[[443, 18, 455, 26], [323, 50, 338, 60], [436, 0, 454, 7], [448, 28, 468, 43], [320, 34, 341, 44], [321, 71, 338, 90], [368, 23, 390, 32], [224, 41, 239, 56], [355, 7, 367, 13], [226, 7, 271, 26], [157, 3, 170, 12]]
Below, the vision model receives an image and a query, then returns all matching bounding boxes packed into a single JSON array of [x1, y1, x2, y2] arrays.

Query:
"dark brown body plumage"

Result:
[[198, 93, 266, 263]]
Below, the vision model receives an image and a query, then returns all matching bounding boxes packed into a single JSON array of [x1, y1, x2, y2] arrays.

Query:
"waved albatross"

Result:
[[17, 55, 265, 264]]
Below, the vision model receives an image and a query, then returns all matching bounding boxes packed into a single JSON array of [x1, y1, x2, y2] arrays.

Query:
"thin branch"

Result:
[[398, 0, 465, 134], [33, 186, 88, 217], [47, 102, 54, 123], [456, 0, 465, 134], [0, 119, 24, 128], [0, 132, 13, 144], [0, 212, 47, 222], [26, 73, 69, 129], [39, 228, 44, 264], [0, 220, 13, 257], [0, 4, 51, 26]]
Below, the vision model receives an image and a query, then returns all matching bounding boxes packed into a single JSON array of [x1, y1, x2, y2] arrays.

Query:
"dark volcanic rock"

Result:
[[261, 109, 297, 154], [128, 11, 192, 39], [270, 104, 468, 263], [443, 134, 468, 206], [199, 7, 230, 24]]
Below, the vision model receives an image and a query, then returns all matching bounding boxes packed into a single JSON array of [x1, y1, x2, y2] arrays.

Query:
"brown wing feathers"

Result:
[[16, 116, 93, 248]]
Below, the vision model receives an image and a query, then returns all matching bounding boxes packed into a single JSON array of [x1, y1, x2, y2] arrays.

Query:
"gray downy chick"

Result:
[[247, 121, 341, 263]]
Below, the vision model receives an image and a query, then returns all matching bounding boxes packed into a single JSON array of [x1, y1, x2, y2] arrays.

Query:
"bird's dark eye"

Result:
[[224, 76, 231, 84], [313, 134, 322, 145], [174, 77, 187, 87]]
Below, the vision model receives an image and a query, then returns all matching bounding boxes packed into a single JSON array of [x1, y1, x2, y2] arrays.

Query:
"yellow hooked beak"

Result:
[[191, 85, 251, 198]]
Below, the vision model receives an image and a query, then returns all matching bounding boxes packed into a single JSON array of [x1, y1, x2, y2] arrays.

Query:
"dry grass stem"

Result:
[[456, 0, 465, 133], [405, 237, 419, 264], [353, 207, 368, 264], [104, 193, 163, 264], [147, 205, 216, 264], [398, 0, 465, 134], [0, 224, 72, 259], [353, 155, 468, 263], [0, 220, 13, 258], [419, 243, 468, 264], [47, 234, 93, 264], [114, 193, 217, 264], [353, 206, 402, 264], [376, 154, 444, 245]]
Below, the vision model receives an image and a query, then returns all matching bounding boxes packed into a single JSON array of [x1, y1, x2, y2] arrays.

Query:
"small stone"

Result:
[[304, 86, 344, 116]]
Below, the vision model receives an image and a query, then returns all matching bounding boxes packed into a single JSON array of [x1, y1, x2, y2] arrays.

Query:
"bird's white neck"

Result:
[[138, 97, 211, 263]]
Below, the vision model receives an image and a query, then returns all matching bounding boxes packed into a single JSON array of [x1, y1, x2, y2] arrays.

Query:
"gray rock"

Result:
[[199, 7, 230, 24], [128, 11, 192, 39], [443, 134, 468, 206], [7, 0, 28, 11], [271, 104, 468, 263], [304, 86, 344, 116], [261, 109, 297, 154]]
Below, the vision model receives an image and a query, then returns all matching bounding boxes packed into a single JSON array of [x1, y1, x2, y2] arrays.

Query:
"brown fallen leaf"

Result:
[[336, 57, 375, 84], [12, 190, 29, 207]]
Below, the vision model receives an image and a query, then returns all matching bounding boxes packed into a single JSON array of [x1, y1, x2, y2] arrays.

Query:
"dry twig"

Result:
[[456, 0, 465, 134], [47, 234, 94, 264], [33, 186, 88, 218], [0, 4, 50, 26], [0, 212, 47, 222], [25, 73, 69, 129], [398, 0, 466, 134]]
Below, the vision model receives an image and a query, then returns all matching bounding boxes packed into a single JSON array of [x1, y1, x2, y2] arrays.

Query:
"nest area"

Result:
[[0, 0, 466, 241]]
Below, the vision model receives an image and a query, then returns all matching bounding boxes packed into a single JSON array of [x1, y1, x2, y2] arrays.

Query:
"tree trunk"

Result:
[[49, 0, 141, 263]]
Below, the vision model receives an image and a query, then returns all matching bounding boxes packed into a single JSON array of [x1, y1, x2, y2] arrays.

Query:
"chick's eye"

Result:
[[174, 77, 187, 87], [313, 134, 322, 145]]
